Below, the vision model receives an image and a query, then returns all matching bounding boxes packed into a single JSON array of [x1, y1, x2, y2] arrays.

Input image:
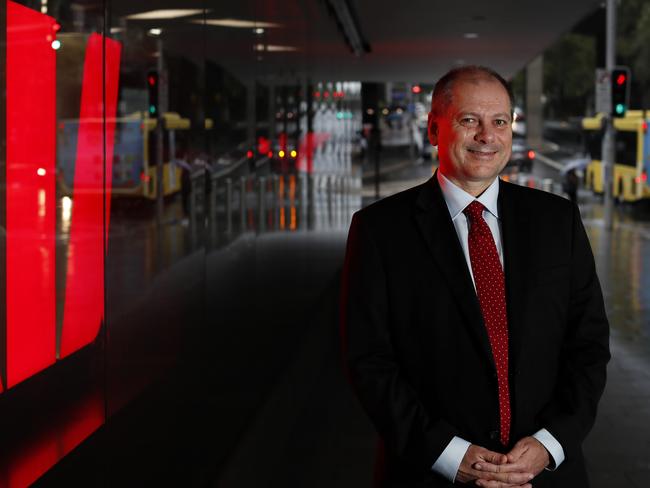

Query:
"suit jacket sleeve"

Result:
[[540, 202, 610, 460], [341, 211, 459, 472]]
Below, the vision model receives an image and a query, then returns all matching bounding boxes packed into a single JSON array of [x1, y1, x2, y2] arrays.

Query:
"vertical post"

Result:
[[306, 78, 313, 175], [246, 80, 256, 146], [225, 177, 233, 235], [373, 128, 380, 200], [526, 56, 544, 154], [190, 172, 197, 248], [299, 173, 308, 230], [0, 0, 7, 387], [210, 176, 217, 245], [240, 175, 247, 232], [406, 83, 415, 161], [273, 174, 280, 231], [155, 37, 165, 223], [258, 176, 266, 233], [602, 0, 616, 230], [269, 82, 276, 143]]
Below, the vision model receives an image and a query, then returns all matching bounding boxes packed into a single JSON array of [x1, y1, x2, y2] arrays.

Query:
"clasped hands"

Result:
[[455, 436, 549, 487]]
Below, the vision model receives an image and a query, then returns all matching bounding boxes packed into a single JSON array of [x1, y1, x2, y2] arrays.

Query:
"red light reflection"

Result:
[[296, 132, 331, 173], [4, 392, 105, 488], [60, 33, 122, 358]]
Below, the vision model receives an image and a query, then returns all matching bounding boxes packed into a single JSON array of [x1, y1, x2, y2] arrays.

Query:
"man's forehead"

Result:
[[449, 78, 511, 110], [452, 77, 508, 96]]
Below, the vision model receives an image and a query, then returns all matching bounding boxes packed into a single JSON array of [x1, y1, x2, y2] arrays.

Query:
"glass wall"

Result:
[[0, 0, 360, 484]]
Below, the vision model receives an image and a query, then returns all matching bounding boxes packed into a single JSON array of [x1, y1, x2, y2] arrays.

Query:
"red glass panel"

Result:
[[5, 0, 57, 387], [60, 33, 121, 358]]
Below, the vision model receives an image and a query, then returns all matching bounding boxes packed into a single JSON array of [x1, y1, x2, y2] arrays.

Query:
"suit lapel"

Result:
[[414, 175, 496, 371], [498, 180, 530, 371]]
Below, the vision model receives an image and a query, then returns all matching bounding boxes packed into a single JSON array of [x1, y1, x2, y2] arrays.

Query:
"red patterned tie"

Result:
[[463, 200, 511, 446]]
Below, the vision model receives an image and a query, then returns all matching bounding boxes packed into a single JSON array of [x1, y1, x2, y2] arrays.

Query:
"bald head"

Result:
[[430, 66, 514, 119]]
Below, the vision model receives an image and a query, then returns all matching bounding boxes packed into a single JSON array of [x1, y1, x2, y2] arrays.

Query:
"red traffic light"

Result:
[[616, 73, 626, 85], [412, 85, 421, 94], [148, 75, 157, 86]]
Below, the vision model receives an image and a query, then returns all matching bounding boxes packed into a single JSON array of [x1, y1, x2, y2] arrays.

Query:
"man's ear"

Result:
[[427, 112, 438, 147]]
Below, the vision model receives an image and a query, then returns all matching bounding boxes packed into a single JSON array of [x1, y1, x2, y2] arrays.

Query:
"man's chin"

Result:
[[463, 165, 505, 182]]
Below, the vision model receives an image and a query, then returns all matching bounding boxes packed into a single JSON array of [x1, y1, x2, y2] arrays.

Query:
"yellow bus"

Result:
[[58, 112, 194, 199], [582, 111, 650, 202]]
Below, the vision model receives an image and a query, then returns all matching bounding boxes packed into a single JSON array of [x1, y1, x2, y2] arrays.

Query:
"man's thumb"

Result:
[[484, 451, 508, 464], [507, 442, 527, 463]]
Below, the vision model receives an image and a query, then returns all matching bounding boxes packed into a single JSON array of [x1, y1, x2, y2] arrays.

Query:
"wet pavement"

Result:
[[581, 200, 650, 488]]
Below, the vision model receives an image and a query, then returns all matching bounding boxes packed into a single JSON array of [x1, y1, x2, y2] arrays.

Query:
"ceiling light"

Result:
[[254, 28, 265, 35], [266, 45, 298, 52], [253, 44, 298, 52], [463, 32, 479, 39], [197, 18, 281, 28], [148, 28, 162, 36], [126, 9, 205, 20]]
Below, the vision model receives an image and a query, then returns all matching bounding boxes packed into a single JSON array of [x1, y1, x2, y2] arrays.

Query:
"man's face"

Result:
[[428, 78, 512, 190]]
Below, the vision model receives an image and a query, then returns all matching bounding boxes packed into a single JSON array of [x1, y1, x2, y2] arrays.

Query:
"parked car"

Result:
[[509, 135, 535, 172]]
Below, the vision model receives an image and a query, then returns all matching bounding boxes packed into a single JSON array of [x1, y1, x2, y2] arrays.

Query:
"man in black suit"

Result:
[[341, 66, 610, 487]]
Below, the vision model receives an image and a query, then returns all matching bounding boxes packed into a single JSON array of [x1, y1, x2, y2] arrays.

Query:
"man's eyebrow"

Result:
[[457, 111, 512, 120]]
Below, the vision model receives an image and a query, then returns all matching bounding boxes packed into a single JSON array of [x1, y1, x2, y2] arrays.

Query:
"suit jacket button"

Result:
[[489, 430, 499, 441]]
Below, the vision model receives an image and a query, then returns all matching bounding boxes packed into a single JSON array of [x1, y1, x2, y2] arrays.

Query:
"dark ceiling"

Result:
[[111, 0, 603, 82]]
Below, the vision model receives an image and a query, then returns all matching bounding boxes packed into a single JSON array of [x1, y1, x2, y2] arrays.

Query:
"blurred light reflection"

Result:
[[62, 196, 72, 227]]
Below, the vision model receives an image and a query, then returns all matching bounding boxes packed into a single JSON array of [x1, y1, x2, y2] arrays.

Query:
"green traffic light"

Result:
[[149, 105, 156, 115], [616, 103, 625, 114]]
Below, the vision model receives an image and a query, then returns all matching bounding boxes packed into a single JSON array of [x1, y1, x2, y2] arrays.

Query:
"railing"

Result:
[[186, 167, 360, 249]]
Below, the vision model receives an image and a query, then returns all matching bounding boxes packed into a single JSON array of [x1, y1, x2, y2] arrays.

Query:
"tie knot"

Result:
[[463, 200, 485, 222]]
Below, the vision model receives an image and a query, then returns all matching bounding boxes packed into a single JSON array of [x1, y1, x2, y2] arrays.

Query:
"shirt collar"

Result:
[[436, 170, 500, 220]]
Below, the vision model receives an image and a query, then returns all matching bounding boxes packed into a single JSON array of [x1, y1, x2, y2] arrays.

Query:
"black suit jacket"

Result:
[[341, 175, 610, 487]]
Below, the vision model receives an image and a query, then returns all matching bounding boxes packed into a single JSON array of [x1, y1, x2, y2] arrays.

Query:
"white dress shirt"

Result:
[[430, 170, 565, 483]]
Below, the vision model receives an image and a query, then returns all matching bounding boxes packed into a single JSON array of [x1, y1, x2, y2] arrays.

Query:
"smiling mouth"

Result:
[[467, 149, 498, 155]]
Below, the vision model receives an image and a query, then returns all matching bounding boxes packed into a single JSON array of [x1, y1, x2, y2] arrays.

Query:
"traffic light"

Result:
[[611, 67, 630, 118], [147, 70, 159, 117]]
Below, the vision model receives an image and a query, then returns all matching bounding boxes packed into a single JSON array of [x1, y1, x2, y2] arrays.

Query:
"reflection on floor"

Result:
[[30, 169, 362, 486]]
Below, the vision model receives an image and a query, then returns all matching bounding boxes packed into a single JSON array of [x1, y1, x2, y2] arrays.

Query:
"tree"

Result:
[[542, 34, 596, 119], [618, 0, 650, 108]]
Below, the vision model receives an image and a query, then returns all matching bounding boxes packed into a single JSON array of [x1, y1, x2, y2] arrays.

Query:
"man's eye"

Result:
[[495, 119, 507, 126], [461, 117, 476, 125]]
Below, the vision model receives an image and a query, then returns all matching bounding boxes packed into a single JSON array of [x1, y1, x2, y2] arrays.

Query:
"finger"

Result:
[[477, 484, 531, 488], [479, 449, 509, 465], [507, 442, 529, 463], [474, 461, 527, 473], [474, 471, 534, 485], [476, 479, 532, 488]]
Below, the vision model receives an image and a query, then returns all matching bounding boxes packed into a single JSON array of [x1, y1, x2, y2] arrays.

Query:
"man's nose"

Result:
[[474, 123, 495, 144]]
